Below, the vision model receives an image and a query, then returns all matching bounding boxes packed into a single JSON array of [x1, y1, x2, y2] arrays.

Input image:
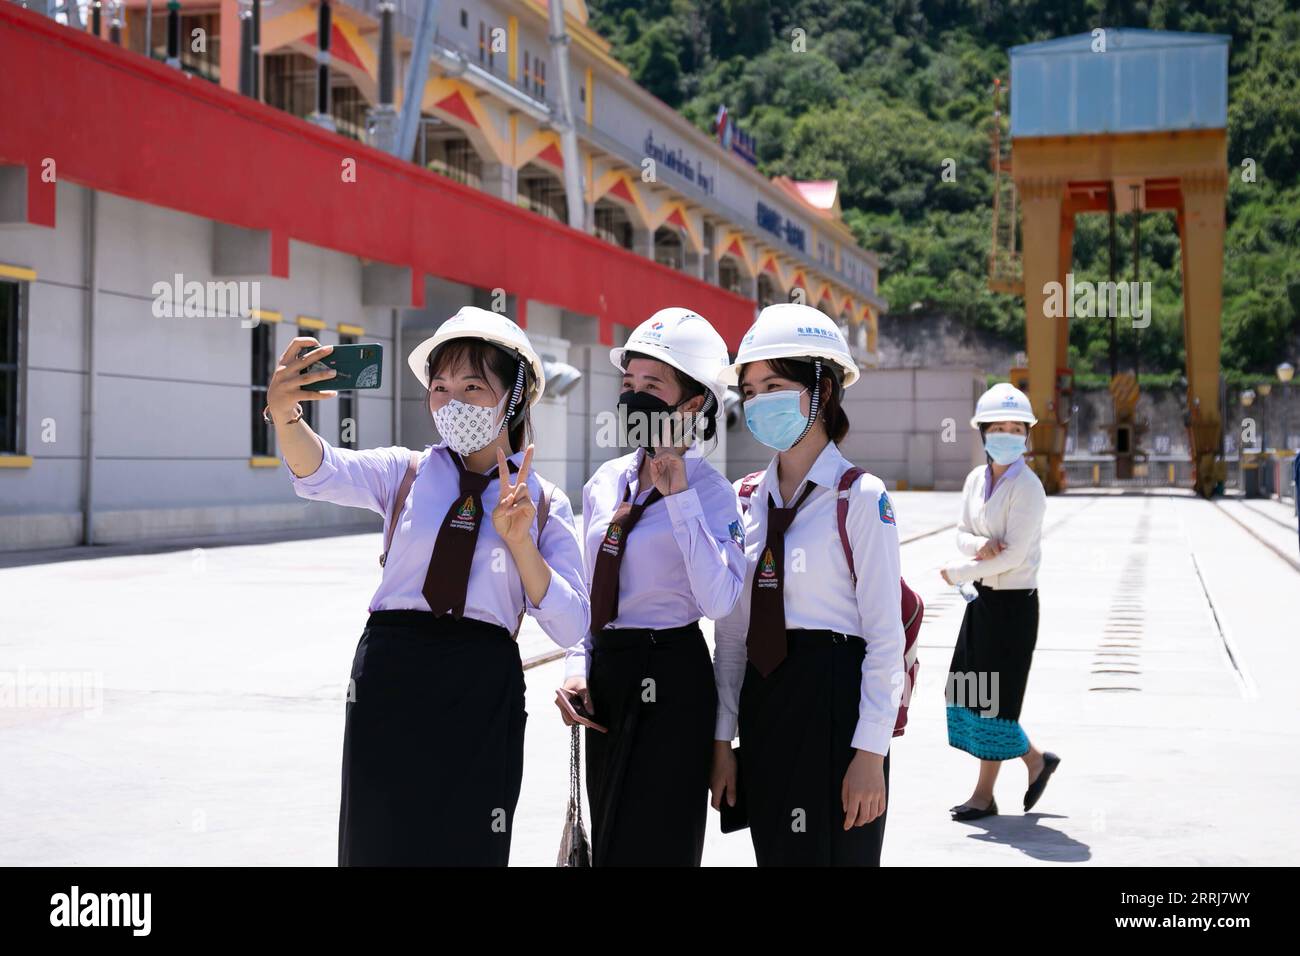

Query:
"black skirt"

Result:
[[945, 584, 1040, 760], [738, 629, 891, 867], [584, 621, 716, 867], [338, 610, 526, 867]]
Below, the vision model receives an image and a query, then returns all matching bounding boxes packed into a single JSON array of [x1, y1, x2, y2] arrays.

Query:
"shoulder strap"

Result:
[[836, 467, 866, 585], [836, 464, 922, 739], [379, 450, 421, 568], [535, 474, 555, 539]]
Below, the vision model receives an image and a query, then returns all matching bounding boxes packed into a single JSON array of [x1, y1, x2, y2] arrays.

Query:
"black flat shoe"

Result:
[[951, 799, 998, 821], [1023, 752, 1061, 811]]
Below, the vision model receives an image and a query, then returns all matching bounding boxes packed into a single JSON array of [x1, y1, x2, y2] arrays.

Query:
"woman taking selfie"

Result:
[[710, 303, 906, 867], [267, 306, 590, 866], [941, 382, 1059, 821], [558, 307, 745, 866]]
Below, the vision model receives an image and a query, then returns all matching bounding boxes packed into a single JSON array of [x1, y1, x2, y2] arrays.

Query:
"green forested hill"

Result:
[[586, 0, 1300, 382]]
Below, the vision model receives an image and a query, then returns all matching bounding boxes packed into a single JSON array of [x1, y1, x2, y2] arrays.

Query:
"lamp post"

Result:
[[1240, 388, 1259, 497], [1279, 362, 1295, 451], [1258, 382, 1273, 452]]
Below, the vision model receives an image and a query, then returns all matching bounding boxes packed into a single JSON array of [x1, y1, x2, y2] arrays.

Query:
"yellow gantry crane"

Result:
[[988, 30, 1230, 497]]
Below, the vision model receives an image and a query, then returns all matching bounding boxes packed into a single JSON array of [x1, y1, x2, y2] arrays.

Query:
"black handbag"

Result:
[[556, 725, 592, 866]]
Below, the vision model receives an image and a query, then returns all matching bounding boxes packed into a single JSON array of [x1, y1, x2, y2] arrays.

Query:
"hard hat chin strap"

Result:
[[680, 389, 716, 451], [498, 360, 527, 437], [791, 358, 822, 449]]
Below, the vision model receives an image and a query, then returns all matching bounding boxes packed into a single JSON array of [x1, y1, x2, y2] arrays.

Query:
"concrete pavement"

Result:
[[1, 490, 1295, 865]]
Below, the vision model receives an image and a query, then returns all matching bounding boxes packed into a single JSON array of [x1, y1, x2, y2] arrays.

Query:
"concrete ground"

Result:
[[0, 489, 1295, 866]]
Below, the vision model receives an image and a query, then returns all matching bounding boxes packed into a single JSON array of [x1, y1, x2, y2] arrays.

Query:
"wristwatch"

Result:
[[263, 403, 304, 426]]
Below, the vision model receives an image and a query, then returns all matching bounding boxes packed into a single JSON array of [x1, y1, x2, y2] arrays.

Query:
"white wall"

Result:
[[723, 366, 986, 490], [0, 183, 398, 550]]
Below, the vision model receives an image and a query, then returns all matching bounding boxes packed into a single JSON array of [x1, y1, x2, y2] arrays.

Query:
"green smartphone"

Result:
[[297, 343, 384, 391]]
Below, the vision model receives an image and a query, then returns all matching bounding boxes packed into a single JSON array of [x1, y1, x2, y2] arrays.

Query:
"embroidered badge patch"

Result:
[[728, 519, 745, 546], [878, 492, 896, 526], [449, 495, 479, 531]]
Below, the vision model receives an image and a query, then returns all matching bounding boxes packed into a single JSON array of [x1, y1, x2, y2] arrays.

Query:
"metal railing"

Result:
[[1061, 452, 1298, 501]]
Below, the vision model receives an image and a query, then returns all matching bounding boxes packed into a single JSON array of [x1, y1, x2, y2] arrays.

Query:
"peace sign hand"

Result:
[[493, 444, 537, 547]]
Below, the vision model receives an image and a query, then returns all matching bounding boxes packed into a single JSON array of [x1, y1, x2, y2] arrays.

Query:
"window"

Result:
[[251, 322, 275, 456], [594, 204, 632, 249], [478, 22, 485, 64], [130, 12, 220, 80], [536, 60, 546, 98], [338, 333, 357, 449], [524, 51, 530, 91], [0, 281, 24, 455], [297, 326, 317, 431], [460, 9, 468, 29], [718, 257, 741, 295], [264, 52, 369, 142]]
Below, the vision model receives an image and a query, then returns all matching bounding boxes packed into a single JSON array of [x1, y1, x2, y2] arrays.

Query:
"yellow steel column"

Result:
[[1018, 176, 1068, 492], [1181, 170, 1228, 497]]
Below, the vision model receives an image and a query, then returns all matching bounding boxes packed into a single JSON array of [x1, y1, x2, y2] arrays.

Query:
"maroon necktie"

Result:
[[746, 482, 817, 676], [588, 483, 663, 635], [422, 451, 499, 619]]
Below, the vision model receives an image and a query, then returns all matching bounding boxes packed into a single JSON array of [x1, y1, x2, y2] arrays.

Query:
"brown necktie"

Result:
[[746, 482, 817, 677], [588, 483, 663, 635], [422, 450, 501, 619]]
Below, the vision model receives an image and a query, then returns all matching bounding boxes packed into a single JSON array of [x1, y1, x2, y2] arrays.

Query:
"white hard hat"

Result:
[[971, 382, 1038, 428], [720, 302, 860, 388], [406, 306, 546, 405], [610, 307, 731, 408]]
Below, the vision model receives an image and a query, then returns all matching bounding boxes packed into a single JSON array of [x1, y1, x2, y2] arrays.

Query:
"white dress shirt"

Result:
[[712, 441, 906, 756], [564, 448, 746, 679], [285, 434, 590, 648], [943, 458, 1046, 590]]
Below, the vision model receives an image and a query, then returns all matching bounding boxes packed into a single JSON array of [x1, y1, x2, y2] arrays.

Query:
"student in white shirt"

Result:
[[267, 306, 589, 866], [558, 308, 745, 866], [941, 383, 1060, 821], [710, 303, 906, 867]]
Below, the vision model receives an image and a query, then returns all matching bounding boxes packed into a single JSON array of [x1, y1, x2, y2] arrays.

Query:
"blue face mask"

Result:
[[744, 388, 809, 451], [984, 432, 1027, 465]]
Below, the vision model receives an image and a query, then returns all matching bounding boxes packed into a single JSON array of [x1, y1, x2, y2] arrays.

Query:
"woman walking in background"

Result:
[[558, 307, 745, 866], [267, 306, 589, 866], [942, 383, 1060, 821]]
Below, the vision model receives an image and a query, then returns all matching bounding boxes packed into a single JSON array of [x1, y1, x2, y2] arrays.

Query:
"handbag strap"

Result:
[[379, 450, 421, 567], [569, 724, 584, 827]]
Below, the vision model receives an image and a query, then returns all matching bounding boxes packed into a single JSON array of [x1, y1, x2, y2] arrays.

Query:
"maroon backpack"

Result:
[[737, 467, 922, 737]]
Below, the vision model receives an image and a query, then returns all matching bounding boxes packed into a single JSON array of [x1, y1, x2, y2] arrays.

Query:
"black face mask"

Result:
[[617, 388, 682, 457]]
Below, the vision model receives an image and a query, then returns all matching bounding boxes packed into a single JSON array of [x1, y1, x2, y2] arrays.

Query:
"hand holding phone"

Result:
[[554, 688, 608, 733], [296, 342, 384, 391]]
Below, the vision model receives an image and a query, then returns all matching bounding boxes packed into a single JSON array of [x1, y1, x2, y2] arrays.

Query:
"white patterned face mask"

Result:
[[432, 392, 508, 455]]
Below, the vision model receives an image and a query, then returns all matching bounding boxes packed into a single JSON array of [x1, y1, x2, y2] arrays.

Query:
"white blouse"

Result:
[[943, 458, 1046, 590], [712, 441, 906, 756]]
